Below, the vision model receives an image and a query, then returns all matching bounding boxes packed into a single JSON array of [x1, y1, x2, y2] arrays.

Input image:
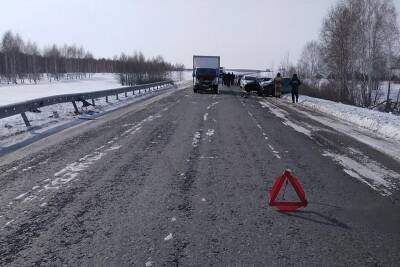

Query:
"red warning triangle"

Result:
[[268, 169, 307, 211]]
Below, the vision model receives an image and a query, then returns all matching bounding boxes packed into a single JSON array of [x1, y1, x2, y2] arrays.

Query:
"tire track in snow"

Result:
[[260, 98, 400, 196], [3, 108, 168, 227], [240, 100, 281, 159], [323, 149, 400, 196]]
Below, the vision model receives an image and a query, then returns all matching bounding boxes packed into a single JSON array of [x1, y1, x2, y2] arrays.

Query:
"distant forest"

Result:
[[0, 30, 185, 85]]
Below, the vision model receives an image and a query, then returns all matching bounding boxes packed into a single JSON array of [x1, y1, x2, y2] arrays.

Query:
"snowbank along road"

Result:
[[0, 84, 399, 266]]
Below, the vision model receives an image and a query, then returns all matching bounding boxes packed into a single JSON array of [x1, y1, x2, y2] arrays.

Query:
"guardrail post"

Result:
[[116, 93, 119, 100], [71, 101, 80, 114], [21, 112, 31, 127], [0, 81, 172, 124]]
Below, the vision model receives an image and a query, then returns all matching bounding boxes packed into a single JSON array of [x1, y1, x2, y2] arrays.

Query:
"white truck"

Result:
[[193, 55, 220, 94]]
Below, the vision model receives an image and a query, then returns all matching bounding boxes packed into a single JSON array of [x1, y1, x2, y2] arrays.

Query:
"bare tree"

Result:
[[2, 31, 22, 84], [43, 45, 61, 81], [298, 40, 324, 88], [278, 52, 293, 77], [320, 1, 355, 102], [24, 41, 40, 83], [355, 0, 399, 106], [319, 0, 399, 106], [0, 30, 183, 86]]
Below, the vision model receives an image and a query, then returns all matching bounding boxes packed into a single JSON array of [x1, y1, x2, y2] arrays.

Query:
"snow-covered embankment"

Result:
[[284, 95, 400, 143]]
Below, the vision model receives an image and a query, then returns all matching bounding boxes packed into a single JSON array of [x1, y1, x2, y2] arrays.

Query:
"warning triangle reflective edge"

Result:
[[269, 170, 307, 211]]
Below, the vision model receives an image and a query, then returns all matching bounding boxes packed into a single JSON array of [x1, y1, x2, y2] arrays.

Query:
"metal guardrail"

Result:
[[0, 80, 174, 127]]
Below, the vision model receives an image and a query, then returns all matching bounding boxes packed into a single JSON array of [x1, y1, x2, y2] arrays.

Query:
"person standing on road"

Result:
[[274, 73, 282, 98], [225, 73, 229, 87], [289, 73, 301, 103], [223, 73, 227, 86]]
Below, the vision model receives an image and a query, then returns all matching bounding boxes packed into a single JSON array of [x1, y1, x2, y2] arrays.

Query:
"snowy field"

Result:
[[0, 80, 191, 153], [379, 81, 400, 102], [0, 71, 193, 107], [0, 74, 124, 106], [282, 94, 400, 143]]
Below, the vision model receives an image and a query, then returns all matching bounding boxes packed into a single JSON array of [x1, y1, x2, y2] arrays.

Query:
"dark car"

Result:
[[240, 76, 261, 94], [259, 77, 292, 97]]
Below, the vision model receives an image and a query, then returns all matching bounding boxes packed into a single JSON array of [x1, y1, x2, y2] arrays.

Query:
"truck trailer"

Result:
[[193, 55, 220, 94]]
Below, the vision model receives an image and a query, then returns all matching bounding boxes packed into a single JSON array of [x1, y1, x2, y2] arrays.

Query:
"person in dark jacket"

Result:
[[223, 73, 227, 86], [230, 73, 235, 86], [289, 74, 301, 103]]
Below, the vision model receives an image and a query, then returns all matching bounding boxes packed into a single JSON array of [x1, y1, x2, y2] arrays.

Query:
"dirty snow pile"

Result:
[[283, 94, 400, 142]]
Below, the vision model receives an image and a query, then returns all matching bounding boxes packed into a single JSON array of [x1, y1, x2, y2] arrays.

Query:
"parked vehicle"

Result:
[[236, 75, 243, 86], [258, 77, 272, 88], [258, 77, 272, 83], [259, 77, 292, 97], [192, 55, 220, 94], [240, 75, 261, 94]]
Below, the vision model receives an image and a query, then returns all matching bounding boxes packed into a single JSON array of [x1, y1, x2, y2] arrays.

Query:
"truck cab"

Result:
[[193, 55, 220, 94]]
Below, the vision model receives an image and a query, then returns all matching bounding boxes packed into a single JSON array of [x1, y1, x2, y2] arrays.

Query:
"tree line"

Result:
[[0, 30, 184, 85], [296, 0, 400, 111]]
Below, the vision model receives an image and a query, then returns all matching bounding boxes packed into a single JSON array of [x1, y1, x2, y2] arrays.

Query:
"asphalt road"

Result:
[[0, 85, 399, 266]]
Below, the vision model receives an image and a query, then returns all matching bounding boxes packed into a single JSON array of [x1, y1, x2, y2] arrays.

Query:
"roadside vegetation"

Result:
[[294, 0, 400, 114], [0, 30, 184, 86]]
